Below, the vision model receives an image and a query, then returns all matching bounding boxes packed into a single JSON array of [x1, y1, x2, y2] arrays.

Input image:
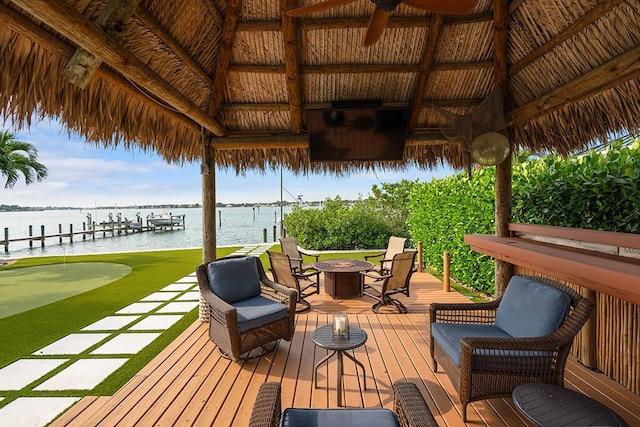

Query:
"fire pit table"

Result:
[[313, 259, 373, 298]]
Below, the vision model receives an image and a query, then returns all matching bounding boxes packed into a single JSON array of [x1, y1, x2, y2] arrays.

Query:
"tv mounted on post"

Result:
[[306, 106, 410, 162]]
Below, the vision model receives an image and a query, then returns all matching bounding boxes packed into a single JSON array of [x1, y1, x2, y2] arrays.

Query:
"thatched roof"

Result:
[[1, 0, 639, 174]]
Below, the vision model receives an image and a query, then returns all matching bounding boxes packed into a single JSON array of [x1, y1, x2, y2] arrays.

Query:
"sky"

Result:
[[1, 117, 457, 208]]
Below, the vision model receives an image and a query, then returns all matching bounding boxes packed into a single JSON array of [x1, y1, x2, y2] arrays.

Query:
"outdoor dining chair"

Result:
[[196, 255, 296, 361], [279, 236, 320, 273], [361, 250, 417, 313], [267, 250, 320, 312], [364, 236, 406, 274]]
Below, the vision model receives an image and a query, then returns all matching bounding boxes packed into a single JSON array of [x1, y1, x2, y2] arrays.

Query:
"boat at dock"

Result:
[[146, 213, 184, 228]]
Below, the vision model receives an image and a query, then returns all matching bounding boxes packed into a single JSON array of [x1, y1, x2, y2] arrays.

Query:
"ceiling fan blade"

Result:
[[363, 7, 391, 46], [287, 0, 357, 17], [402, 0, 478, 15]]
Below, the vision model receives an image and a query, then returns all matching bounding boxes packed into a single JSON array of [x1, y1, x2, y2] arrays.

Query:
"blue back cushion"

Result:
[[207, 257, 261, 304], [495, 276, 571, 338]]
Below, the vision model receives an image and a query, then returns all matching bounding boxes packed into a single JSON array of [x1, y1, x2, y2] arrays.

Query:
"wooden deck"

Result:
[[52, 272, 640, 426]]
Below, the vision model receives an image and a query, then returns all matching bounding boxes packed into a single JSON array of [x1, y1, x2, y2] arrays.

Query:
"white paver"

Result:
[[176, 291, 200, 301], [34, 358, 128, 391], [0, 397, 80, 427], [156, 301, 199, 313], [81, 315, 140, 331], [129, 315, 183, 331], [116, 302, 163, 314], [33, 334, 110, 355], [0, 359, 67, 390], [160, 283, 193, 291], [90, 333, 161, 354], [176, 276, 197, 283], [140, 291, 180, 301]]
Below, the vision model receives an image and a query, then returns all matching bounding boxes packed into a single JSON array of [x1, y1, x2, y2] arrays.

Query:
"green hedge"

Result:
[[409, 140, 640, 294]]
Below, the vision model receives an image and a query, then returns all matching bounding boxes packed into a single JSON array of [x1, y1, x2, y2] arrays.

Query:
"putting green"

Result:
[[0, 262, 132, 319]]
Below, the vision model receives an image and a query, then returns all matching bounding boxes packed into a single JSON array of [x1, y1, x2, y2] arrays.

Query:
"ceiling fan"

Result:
[[287, 0, 479, 46]]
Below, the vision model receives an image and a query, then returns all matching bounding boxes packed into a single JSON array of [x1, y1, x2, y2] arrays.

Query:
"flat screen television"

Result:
[[307, 107, 409, 162]]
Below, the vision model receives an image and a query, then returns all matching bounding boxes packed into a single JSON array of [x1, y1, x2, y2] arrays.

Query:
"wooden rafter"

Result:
[[208, 0, 242, 118], [235, 13, 493, 32], [220, 99, 482, 112], [281, 0, 303, 134], [507, 45, 640, 126], [134, 6, 213, 86], [509, 0, 625, 76], [11, 0, 227, 136], [227, 61, 492, 75], [62, 0, 141, 88], [408, 14, 444, 132]]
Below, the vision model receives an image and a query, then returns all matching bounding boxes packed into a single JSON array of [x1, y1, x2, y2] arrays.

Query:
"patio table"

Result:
[[313, 258, 373, 298]]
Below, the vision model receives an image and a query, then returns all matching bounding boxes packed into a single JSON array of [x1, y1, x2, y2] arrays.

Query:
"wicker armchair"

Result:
[[196, 255, 296, 361], [429, 275, 594, 421], [267, 250, 319, 312], [248, 381, 438, 427], [361, 250, 417, 313]]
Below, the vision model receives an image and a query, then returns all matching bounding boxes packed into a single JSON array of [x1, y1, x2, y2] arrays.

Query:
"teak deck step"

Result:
[[51, 272, 640, 427]]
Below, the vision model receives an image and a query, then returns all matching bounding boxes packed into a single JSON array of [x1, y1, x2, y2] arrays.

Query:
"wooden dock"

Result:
[[51, 272, 640, 427], [1, 213, 185, 253]]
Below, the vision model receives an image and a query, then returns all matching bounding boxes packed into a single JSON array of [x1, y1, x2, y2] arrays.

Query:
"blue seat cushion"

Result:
[[233, 295, 289, 333], [281, 408, 399, 427], [432, 323, 511, 367], [207, 257, 261, 304], [495, 276, 571, 338]]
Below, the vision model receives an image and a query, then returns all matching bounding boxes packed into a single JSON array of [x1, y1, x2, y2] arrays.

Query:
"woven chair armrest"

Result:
[[393, 381, 438, 427], [364, 252, 384, 261], [249, 382, 282, 427], [430, 301, 499, 325], [201, 292, 239, 327], [261, 276, 297, 299]]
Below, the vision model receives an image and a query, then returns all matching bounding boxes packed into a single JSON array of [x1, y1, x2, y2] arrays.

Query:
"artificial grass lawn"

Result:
[[0, 262, 132, 319], [0, 246, 238, 403]]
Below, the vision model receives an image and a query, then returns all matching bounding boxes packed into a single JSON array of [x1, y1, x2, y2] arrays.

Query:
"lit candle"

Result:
[[335, 317, 346, 333]]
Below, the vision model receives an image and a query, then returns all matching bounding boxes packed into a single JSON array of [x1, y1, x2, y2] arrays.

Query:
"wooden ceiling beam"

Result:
[[221, 99, 482, 112], [509, 0, 625, 76], [227, 61, 492, 75], [281, 0, 303, 134], [62, 0, 141, 89], [235, 12, 492, 32], [408, 14, 444, 132], [0, 3, 201, 134], [208, 0, 242, 118], [210, 131, 453, 150], [507, 45, 640, 126], [493, 0, 508, 97], [11, 0, 227, 136], [134, 6, 213, 86]]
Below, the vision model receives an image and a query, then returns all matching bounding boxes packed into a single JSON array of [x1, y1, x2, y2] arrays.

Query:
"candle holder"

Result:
[[332, 312, 349, 340]]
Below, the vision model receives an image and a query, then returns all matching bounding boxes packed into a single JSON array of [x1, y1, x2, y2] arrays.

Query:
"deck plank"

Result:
[[50, 272, 640, 427]]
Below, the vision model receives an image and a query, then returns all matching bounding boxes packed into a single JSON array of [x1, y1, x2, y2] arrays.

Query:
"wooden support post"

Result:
[[581, 288, 597, 369], [201, 141, 216, 323], [443, 251, 451, 292], [417, 241, 423, 272]]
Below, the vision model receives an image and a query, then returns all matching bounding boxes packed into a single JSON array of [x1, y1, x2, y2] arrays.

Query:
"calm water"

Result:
[[0, 206, 290, 259]]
